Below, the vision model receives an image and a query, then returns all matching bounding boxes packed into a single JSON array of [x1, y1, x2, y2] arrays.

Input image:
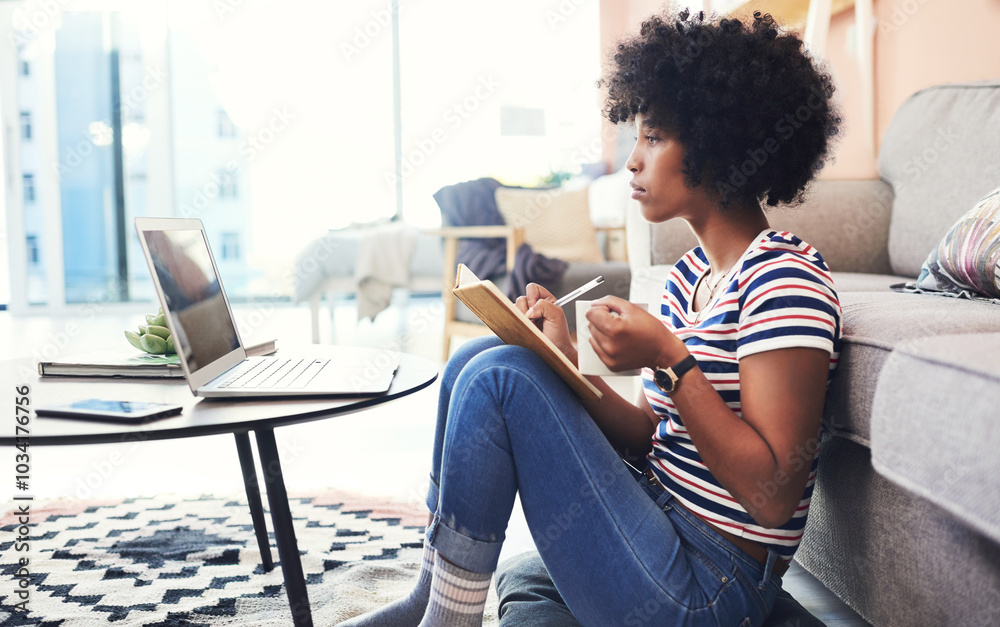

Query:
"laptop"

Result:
[[134, 217, 399, 398]]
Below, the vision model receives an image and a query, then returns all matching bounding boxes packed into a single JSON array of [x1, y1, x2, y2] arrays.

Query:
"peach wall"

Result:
[[824, 0, 1000, 178], [598, 0, 665, 169], [821, 5, 873, 178], [599, 0, 1000, 179]]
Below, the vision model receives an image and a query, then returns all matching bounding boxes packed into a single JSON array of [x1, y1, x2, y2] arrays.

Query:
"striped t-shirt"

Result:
[[643, 229, 842, 562]]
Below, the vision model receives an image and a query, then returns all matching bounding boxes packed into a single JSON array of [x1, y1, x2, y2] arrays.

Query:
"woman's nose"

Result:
[[625, 147, 640, 173]]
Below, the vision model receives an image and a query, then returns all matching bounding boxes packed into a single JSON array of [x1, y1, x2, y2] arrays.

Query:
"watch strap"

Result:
[[670, 354, 698, 380]]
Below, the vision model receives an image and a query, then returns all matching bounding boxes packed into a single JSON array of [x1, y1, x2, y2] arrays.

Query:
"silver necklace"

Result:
[[696, 267, 730, 318]]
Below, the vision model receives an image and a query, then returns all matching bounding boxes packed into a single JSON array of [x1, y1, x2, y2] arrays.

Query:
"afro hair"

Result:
[[601, 9, 841, 208]]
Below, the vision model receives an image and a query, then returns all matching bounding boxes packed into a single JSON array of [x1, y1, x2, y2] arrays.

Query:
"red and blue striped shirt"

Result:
[[643, 229, 842, 562]]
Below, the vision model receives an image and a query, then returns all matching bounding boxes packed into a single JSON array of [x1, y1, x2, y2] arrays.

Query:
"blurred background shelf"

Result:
[[723, 0, 855, 29]]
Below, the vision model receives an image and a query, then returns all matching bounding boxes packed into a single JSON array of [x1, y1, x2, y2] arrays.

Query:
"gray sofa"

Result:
[[628, 81, 1000, 626]]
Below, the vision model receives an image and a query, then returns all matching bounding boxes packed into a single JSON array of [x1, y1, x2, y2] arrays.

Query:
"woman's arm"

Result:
[[587, 296, 829, 529], [516, 285, 657, 456], [667, 347, 827, 528]]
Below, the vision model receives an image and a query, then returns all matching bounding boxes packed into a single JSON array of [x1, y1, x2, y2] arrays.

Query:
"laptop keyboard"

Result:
[[217, 358, 331, 389]]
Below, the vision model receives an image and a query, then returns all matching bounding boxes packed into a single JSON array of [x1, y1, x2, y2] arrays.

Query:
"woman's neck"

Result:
[[687, 205, 770, 274]]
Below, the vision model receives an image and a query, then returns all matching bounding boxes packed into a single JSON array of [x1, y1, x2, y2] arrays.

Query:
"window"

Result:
[[20, 112, 31, 140], [500, 107, 546, 136], [217, 109, 238, 138], [217, 169, 238, 198], [397, 0, 602, 227], [22, 174, 35, 203], [3, 0, 600, 310], [221, 233, 241, 260], [25, 236, 39, 265]]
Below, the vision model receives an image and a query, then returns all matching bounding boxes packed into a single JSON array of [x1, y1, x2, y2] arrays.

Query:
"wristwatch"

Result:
[[653, 355, 698, 394]]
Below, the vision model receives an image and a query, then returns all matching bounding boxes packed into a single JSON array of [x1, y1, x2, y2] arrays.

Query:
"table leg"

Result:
[[255, 428, 313, 627], [234, 431, 274, 571]]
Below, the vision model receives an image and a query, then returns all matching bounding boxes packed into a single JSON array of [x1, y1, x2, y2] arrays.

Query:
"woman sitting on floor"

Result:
[[340, 8, 842, 626]]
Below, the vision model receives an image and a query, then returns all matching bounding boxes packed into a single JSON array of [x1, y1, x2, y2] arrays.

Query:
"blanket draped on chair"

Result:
[[355, 221, 420, 321], [433, 178, 567, 299]]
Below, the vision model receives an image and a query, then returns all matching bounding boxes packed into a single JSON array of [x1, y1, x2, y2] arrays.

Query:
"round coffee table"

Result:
[[2, 346, 439, 627]]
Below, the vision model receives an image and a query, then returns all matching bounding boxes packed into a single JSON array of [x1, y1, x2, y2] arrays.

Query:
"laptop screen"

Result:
[[140, 228, 240, 373]]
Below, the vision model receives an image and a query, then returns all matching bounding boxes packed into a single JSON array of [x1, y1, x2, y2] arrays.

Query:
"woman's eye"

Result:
[[645, 135, 658, 145]]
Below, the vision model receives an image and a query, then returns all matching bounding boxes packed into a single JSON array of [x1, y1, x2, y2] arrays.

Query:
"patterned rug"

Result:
[[0, 491, 500, 625]]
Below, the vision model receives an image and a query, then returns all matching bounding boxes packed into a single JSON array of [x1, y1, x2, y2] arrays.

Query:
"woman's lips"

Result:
[[630, 183, 646, 200]]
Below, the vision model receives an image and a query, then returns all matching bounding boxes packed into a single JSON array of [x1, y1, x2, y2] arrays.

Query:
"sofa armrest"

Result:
[[594, 225, 628, 262]]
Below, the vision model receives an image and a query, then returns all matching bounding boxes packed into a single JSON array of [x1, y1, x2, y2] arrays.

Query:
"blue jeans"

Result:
[[425, 336, 781, 626], [495, 552, 826, 627]]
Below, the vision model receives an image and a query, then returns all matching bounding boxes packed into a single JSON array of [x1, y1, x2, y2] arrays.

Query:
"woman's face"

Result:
[[625, 115, 708, 224]]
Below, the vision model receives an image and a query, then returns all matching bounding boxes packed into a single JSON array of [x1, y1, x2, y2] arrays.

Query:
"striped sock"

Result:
[[418, 557, 492, 627], [337, 543, 435, 626]]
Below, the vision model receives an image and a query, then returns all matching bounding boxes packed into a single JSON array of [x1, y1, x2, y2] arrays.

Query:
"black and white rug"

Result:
[[0, 491, 499, 625]]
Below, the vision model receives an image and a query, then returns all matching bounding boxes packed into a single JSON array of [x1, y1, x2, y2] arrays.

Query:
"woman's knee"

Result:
[[462, 343, 547, 377], [443, 336, 504, 382], [451, 344, 560, 405], [453, 344, 580, 435]]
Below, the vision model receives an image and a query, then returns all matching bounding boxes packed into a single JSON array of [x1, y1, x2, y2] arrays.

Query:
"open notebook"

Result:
[[452, 263, 601, 402]]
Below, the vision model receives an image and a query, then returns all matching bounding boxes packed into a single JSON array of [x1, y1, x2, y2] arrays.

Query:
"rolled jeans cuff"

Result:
[[425, 511, 504, 574], [425, 474, 440, 513]]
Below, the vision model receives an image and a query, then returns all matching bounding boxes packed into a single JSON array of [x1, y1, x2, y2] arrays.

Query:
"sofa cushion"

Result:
[[870, 333, 1000, 545], [648, 179, 896, 275], [766, 179, 895, 275], [822, 292, 1000, 447], [879, 81, 1000, 277], [831, 272, 909, 293]]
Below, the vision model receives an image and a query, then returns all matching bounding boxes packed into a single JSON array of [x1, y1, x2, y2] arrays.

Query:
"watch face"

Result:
[[654, 368, 675, 393]]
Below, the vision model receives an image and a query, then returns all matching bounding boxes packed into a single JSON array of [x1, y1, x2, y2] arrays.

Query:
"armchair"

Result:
[[431, 177, 633, 361], [429, 224, 524, 361], [432, 224, 632, 361]]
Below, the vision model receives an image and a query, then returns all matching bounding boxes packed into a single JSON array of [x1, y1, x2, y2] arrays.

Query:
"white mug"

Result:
[[575, 301, 647, 377]]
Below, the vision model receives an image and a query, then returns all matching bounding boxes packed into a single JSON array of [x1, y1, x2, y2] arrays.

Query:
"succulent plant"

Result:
[[125, 307, 176, 354]]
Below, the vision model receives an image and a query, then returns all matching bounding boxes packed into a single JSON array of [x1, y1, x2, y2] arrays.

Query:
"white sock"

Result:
[[418, 557, 492, 627]]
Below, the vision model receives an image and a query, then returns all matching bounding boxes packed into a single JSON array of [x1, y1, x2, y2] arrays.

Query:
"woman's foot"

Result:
[[337, 544, 436, 626]]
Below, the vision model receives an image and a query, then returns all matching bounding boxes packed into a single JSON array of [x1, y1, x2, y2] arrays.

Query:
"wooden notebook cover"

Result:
[[452, 264, 602, 402]]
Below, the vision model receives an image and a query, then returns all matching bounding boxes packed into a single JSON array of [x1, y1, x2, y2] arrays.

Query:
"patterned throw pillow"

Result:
[[898, 185, 1000, 302], [494, 186, 606, 263]]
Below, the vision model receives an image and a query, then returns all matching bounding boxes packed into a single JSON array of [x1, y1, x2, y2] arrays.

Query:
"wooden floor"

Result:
[[2, 295, 870, 626]]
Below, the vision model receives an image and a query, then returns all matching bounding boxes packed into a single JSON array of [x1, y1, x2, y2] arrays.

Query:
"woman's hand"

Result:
[[585, 296, 689, 372], [515, 283, 576, 362]]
